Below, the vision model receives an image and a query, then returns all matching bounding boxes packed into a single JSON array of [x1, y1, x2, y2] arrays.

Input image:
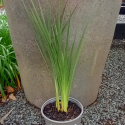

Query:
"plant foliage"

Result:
[[0, 11, 19, 98], [0, 12, 12, 47], [0, 0, 3, 6], [23, 0, 91, 112], [0, 44, 19, 98], [0, 11, 20, 98]]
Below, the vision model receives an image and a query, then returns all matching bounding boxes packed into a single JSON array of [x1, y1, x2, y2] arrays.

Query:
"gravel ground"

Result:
[[82, 39, 125, 125], [0, 91, 45, 125], [1, 39, 125, 125], [117, 15, 125, 23]]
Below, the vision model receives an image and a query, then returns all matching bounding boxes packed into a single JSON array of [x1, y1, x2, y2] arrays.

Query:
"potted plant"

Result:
[[23, 0, 93, 124]]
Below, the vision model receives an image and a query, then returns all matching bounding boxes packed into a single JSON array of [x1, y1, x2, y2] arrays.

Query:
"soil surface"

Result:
[[43, 101, 81, 121]]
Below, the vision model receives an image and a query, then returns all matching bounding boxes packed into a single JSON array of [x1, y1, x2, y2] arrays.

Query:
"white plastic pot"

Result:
[[41, 97, 83, 125]]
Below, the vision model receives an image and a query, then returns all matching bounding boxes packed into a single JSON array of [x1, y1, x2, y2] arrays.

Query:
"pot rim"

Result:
[[41, 97, 83, 124]]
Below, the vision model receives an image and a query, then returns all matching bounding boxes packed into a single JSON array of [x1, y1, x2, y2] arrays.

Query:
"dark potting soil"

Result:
[[43, 101, 81, 121]]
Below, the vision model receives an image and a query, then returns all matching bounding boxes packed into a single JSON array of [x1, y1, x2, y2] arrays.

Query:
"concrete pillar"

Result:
[[4, 0, 122, 108]]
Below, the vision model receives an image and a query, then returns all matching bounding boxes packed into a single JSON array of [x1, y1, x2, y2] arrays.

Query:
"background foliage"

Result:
[[0, 0, 3, 6], [0, 11, 19, 98], [0, 12, 12, 47]]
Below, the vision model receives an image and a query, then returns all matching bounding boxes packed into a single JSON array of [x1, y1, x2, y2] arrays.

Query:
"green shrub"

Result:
[[0, 12, 12, 47], [0, 12, 19, 98], [0, 0, 3, 6], [0, 44, 19, 98]]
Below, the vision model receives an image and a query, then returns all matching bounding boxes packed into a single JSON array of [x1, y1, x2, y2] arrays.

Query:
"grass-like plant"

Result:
[[0, 43, 19, 98], [0, 12, 19, 98], [24, 0, 91, 112], [0, 13, 12, 47], [0, 0, 3, 6]]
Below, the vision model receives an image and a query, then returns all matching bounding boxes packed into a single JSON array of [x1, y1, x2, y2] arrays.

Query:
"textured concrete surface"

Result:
[[4, 0, 122, 108]]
